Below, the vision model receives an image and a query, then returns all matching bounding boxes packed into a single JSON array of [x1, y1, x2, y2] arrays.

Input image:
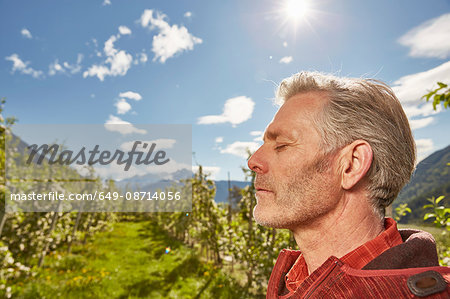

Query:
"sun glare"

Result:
[[284, 0, 310, 20]]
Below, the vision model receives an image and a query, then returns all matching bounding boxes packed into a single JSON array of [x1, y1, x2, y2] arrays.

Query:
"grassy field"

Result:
[[12, 221, 447, 298], [14, 220, 252, 299]]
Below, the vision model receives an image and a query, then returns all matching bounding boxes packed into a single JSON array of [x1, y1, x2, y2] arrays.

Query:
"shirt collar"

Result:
[[284, 218, 403, 292]]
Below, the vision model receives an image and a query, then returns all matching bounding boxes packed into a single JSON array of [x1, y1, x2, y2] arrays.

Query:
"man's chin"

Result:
[[253, 206, 291, 229]]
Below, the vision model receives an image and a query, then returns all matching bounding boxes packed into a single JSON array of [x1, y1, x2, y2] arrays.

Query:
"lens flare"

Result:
[[284, 0, 310, 20]]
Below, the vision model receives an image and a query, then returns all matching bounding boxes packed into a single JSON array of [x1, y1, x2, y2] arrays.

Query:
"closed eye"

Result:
[[275, 144, 287, 151]]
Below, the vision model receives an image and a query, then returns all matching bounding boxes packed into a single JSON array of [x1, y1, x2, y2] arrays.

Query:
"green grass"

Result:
[[13, 220, 251, 299]]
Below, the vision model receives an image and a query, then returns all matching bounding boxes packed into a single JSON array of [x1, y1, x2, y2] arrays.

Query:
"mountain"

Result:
[[213, 180, 251, 203], [116, 174, 250, 203], [394, 145, 450, 223], [115, 168, 192, 190]]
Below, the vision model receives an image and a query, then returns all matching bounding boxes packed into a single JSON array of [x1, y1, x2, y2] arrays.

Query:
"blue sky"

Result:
[[1, 0, 450, 181]]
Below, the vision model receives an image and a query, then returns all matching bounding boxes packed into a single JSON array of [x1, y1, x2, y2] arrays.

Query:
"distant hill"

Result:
[[116, 168, 192, 191], [213, 180, 251, 203], [117, 174, 250, 203], [395, 145, 450, 223]]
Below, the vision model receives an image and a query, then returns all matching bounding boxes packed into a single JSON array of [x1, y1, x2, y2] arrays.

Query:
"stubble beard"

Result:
[[253, 154, 335, 229]]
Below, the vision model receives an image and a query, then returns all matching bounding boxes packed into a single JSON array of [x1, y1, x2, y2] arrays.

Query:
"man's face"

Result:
[[247, 91, 340, 229]]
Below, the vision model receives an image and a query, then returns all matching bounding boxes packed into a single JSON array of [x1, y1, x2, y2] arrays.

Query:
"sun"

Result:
[[284, 0, 310, 20]]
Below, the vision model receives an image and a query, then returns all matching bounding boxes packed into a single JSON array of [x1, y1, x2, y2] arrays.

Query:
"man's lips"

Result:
[[255, 187, 273, 193]]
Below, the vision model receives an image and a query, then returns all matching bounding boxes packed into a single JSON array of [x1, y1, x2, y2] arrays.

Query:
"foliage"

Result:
[[9, 221, 249, 298], [153, 162, 295, 296], [394, 203, 411, 222], [0, 100, 116, 298], [422, 196, 450, 266], [395, 145, 450, 218], [422, 82, 450, 110], [423, 196, 450, 229], [419, 83, 450, 266]]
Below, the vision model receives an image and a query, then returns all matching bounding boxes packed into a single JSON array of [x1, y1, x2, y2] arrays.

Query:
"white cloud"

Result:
[[72, 164, 91, 177], [220, 141, 260, 158], [120, 139, 176, 151], [192, 166, 220, 180], [139, 9, 203, 63], [94, 158, 191, 180], [95, 163, 146, 181], [399, 13, 450, 59], [250, 130, 263, 136], [283, 41, 288, 47], [104, 115, 147, 135], [119, 91, 142, 101], [5, 54, 43, 78], [115, 98, 132, 114], [48, 60, 64, 76], [215, 137, 223, 143], [83, 65, 109, 81], [48, 54, 83, 76], [21, 28, 32, 39], [139, 53, 148, 63], [416, 138, 434, 162], [197, 96, 255, 127], [64, 54, 84, 74], [104, 35, 117, 55], [133, 52, 148, 65], [392, 61, 450, 130], [393, 60, 450, 103], [83, 34, 133, 81], [409, 117, 435, 130], [250, 130, 263, 142], [184, 11, 192, 18], [103, 0, 111, 6], [118, 26, 132, 35], [279, 56, 293, 64]]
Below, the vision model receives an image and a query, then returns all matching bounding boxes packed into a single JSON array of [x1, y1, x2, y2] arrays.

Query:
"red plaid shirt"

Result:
[[285, 218, 403, 292]]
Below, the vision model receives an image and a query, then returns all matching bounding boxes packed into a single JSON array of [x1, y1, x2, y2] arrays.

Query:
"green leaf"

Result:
[[423, 92, 432, 101], [423, 204, 434, 209], [424, 213, 436, 220], [436, 196, 445, 205], [437, 82, 447, 88]]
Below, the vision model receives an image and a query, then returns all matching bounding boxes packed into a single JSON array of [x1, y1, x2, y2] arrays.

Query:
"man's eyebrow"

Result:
[[263, 130, 278, 142], [263, 128, 296, 142]]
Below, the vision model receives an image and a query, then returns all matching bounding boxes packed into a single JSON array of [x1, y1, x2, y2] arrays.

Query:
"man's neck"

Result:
[[291, 195, 384, 275]]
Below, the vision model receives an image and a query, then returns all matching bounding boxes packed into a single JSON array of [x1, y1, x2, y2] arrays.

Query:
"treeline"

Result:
[[0, 104, 120, 298], [398, 181, 450, 224], [0, 100, 296, 297]]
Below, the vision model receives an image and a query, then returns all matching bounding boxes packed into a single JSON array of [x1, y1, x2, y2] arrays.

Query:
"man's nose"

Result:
[[247, 147, 266, 174]]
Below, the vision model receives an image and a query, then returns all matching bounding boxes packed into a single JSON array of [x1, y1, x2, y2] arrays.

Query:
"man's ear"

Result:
[[339, 140, 373, 190]]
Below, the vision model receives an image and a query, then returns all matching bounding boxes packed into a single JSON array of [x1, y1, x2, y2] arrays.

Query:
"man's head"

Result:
[[248, 72, 415, 227]]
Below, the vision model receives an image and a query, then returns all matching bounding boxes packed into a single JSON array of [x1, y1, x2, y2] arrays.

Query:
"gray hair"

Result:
[[276, 72, 416, 218]]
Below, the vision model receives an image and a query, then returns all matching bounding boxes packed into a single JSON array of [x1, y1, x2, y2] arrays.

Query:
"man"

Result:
[[247, 72, 449, 298]]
